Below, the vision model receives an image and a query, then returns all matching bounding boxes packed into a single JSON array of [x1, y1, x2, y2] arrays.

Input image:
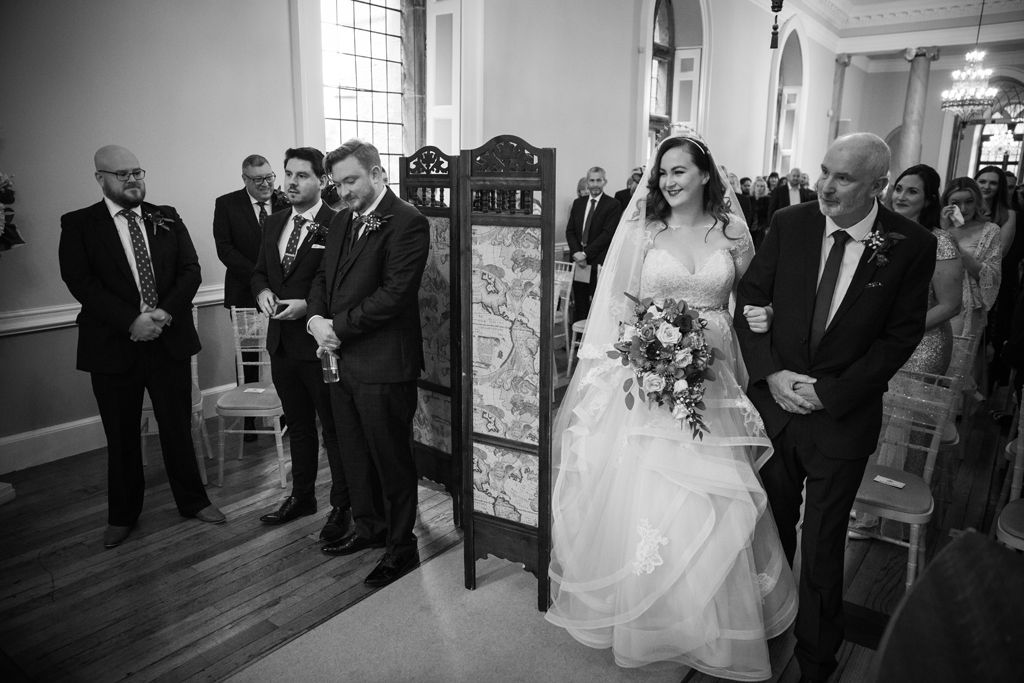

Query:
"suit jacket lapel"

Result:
[[802, 213, 826, 329], [328, 208, 355, 295], [335, 189, 396, 287], [267, 213, 289, 281]]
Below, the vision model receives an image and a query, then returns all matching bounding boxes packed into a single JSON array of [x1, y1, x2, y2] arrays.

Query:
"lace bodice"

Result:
[[640, 248, 736, 309]]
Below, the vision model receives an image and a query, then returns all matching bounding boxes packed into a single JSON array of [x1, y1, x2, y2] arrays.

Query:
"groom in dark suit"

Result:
[[59, 145, 224, 549], [307, 139, 429, 588], [251, 147, 351, 542], [735, 133, 936, 682], [565, 166, 623, 321]]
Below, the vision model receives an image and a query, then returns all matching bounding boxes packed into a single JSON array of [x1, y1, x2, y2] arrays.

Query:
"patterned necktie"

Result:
[[119, 209, 159, 309], [257, 201, 268, 228], [281, 215, 305, 274], [349, 214, 364, 250], [809, 229, 851, 356], [582, 198, 597, 245]]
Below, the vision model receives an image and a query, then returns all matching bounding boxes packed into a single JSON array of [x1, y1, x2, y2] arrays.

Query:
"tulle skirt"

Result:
[[547, 311, 797, 681]]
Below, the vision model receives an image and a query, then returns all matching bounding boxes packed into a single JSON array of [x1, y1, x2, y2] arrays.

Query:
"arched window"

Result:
[[649, 0, 675, 145], [973, 77, 1024, 178]]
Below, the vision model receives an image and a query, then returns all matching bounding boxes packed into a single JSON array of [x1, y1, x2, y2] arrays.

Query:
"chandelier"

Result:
[[940, 0, 998, 119]]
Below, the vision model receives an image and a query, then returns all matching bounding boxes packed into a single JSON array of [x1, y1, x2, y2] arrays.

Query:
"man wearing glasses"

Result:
[[59, 145, 225, 549], [213, 155, 289, 434]]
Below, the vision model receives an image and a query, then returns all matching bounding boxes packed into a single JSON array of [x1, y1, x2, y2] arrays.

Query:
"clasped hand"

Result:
[[129, 308, 171, 342], [257, 289, 307, 321], [308, 317, 340, 357], [767, 370, 821, 414]]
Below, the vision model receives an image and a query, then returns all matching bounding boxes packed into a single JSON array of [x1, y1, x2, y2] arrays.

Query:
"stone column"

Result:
[[897, 47, 940, 172], [829, 54, 852, 142]]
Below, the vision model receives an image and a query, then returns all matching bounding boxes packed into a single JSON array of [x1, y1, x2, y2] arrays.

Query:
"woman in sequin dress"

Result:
[[890, 165, 963, 375]]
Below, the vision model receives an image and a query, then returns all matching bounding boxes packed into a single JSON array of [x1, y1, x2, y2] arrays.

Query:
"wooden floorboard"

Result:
[[0, 419, 462, 682]]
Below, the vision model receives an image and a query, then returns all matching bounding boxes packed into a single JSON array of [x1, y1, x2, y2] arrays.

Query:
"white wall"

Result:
[[0, 0, 299, 472]]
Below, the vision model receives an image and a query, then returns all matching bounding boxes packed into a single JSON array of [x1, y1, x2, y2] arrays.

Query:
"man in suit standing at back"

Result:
[[566, 166, 623, 322], [251, 147, 351, 543], [735, 133, 936, 682], [307, 139, 429, 588], [59, 145, 224, 549], [214, 155, 289, 436], [767, 166, 817, 224]]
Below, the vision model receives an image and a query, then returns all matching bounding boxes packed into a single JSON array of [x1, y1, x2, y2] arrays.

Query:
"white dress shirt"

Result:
[[277, 199, 323, 260], [250, 194, 271, 221], [104, 197, 152, 312], [818, 200, 878, 325], [788, 185, 802, 208]]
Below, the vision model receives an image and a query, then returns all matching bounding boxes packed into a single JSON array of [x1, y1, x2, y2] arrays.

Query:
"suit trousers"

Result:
[[90, 344, 211, 526], [760, 415, 868, 681], [571, 268, 599, 323], [328, 365, 418, 555], [270, 352, 348, 507]]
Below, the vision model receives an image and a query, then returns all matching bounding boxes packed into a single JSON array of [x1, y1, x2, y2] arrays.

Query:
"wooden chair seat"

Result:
[[855, 465, 934, 522], [996, 500, 1024, 549]]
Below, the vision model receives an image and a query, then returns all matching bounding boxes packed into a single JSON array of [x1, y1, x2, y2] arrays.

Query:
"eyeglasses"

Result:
[[98, 169, 146, 182], [243, 173, 276, 186]]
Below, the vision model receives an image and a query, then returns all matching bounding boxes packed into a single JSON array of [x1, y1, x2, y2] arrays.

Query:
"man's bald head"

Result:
[[816, 132, 891, 227], [94, 145, 146, 208]]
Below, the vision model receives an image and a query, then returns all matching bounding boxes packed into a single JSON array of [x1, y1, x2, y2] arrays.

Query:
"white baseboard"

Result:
[[0, 384, 235, 475]]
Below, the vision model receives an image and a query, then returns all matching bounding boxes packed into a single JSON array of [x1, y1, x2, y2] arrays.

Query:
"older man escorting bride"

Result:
[[546, 131, 797, 681], [547, 131, 935, 683]]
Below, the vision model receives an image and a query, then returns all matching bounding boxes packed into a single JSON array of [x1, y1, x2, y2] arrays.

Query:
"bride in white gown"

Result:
[[546, 133, 797, 681]]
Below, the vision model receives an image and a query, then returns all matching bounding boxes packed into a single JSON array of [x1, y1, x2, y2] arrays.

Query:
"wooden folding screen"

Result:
[[399, 146, 462, 525], [459, 135, 556, 610]]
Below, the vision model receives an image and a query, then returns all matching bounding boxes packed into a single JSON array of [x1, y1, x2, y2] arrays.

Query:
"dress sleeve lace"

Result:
[[974, 222, 1002, 311], [728, 224, 755, 283]]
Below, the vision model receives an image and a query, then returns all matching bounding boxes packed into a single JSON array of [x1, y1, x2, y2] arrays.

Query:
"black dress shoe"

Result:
[[364, 550, 420, 588], [320, 532, 386, 556], [319, 507, 353, 542], [259, 496, 316, 525]]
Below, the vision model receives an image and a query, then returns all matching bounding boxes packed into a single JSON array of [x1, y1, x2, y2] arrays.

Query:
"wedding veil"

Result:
[[552, 129, 753, 465]]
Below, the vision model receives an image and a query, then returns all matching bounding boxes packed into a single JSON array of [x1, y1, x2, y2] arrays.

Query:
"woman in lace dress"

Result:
[[940, 177, 1002, 340], [546, 135, 797, 681]]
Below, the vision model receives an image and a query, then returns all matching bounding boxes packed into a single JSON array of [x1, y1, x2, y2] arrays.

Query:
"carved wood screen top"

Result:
[[469, 135, 543, 177]]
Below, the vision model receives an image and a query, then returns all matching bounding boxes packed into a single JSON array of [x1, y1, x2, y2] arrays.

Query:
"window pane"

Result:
[[357, 90, 373, 118], [338, 0, 354, 25], [385, 7, 401, 34], [323, 87, 340, 119], [370, 4, 387, 32], [388, 93, 403, 120], [341, 120, 359, 142], [355, 28, 371, 55], [374, 123, 390, 152], [358, 120, 373, 140], [373, 92, 388, 120], [340, 90, 358, 118], [654, 0, 670, 45], [322, 0, 336, 24], [371, 31, 386, 59], [339, 55, 356, 88], [386, 35, 402, 61], [340, 26, 355, 54], [353, 1, 370, 29], [389, 124, 403, 154], [356, 56, 372, 87], [322, 23, 338, 52], [372, 59, 387, 87], [323, 53, 341, 86], [387, 61, 402, 92], [325, 118, 341, 151]]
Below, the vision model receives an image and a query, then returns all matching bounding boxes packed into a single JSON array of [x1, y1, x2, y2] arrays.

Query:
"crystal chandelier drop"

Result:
[[941, 0, 998, 119]]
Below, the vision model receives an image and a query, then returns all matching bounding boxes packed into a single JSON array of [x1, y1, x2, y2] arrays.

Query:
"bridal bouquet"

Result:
[[608, 293, 715, 439]]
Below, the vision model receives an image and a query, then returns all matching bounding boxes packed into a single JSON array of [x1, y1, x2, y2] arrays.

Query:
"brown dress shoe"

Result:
[[195, 504, 226, 524], [103, 525, 132, 548]]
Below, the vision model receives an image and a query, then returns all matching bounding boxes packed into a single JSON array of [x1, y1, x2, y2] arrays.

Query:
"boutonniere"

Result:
[[861, 228, 905, 267], [354, 212, 392, 234], [302, 217, 330, 245], [143, 210, 175, 237]]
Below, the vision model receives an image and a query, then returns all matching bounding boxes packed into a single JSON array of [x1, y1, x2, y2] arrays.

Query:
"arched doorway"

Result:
[[772, 31, 804, 174]]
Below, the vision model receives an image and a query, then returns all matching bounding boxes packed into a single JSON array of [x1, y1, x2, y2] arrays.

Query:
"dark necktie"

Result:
[[280, 215, 305, 274], [582, 198, 597, 245], [349, 214, 363, 250], [809, 229, 850, 356], [119, 209, 159, 309], [257, 201, 268, 228]]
